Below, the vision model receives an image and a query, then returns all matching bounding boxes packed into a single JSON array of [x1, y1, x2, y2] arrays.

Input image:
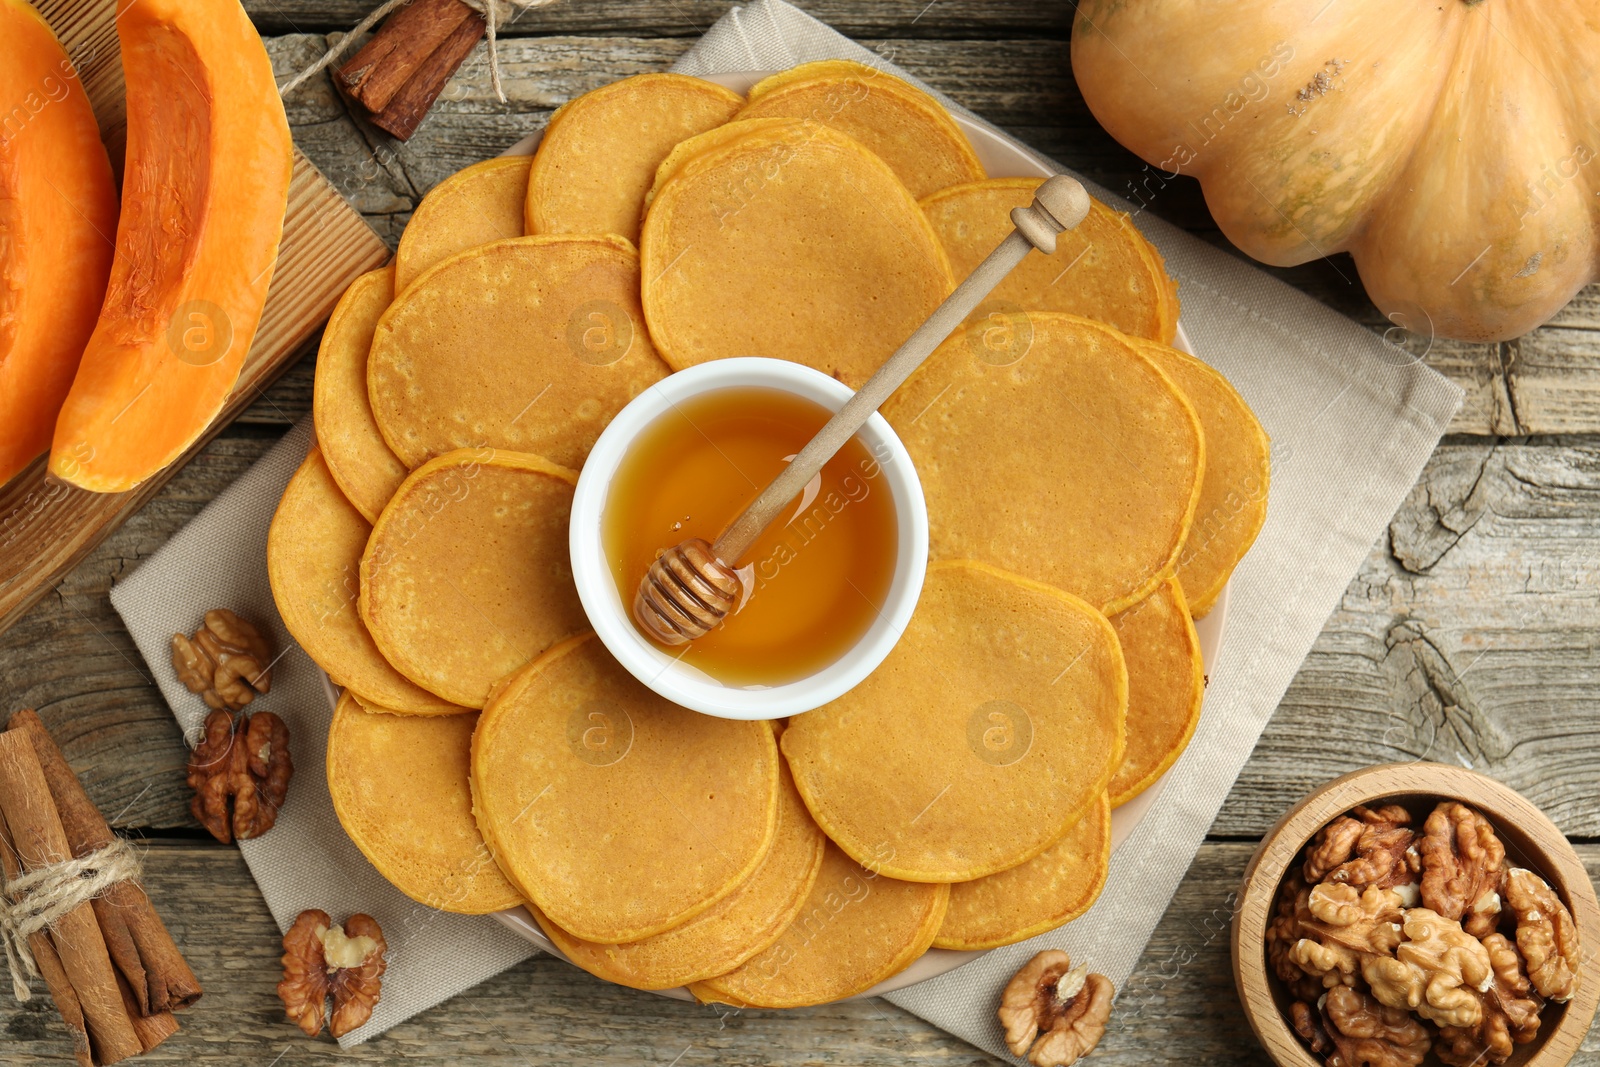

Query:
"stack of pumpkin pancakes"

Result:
[[270, 62, 1270, 1005]]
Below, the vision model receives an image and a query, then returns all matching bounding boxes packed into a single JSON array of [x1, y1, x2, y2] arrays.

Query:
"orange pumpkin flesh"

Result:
[[0, 0, 119, 487], [1072, 0, 1600, 343], [49, 0, 292, 492]]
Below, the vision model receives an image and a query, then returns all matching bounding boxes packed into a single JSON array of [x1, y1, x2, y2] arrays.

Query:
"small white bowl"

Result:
[[569, 357, 929, 720]]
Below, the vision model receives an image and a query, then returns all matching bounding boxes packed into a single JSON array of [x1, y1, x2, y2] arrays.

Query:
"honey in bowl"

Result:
[[602, 386, 898, 687]]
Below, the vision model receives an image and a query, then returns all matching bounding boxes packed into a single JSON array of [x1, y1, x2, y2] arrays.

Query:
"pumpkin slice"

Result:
[[640, 117, 953, 388], [0, 0, 119, 487], [312, 268, 408, 523], [50, 0, 292, 492], [921, 178, 1179, 343], [736, 60, 984, 199], [882, 313, 1204, 614], [525, 73, 743, 244], [1106, 577, 1204, 807], [360, 448, 587, 708], [326, 692, 522, 914], [781, 560, 1126, 883], [368, 235, 669, 471], [394, 156, 529, 293], [472, 632, 780, 944], [689, 843, 949, 1008], [530, 761, 826, 989], [267, 447, 464, 715], [1130, 337, 1269, 617], [934, 792, 1110, 950]]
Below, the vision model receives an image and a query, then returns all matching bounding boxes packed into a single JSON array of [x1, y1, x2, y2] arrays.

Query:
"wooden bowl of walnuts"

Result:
[[1232, 763, 1600, 1067]]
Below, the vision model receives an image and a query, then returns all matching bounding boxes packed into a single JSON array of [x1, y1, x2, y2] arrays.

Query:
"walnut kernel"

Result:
[[186, 708, 293, 843], [998, 950, 1113, 1067], [278, 909, 387, 1039], [1320, 805, 1421, 897], [1365, 908, 1492, 1028], [1304, 882, 1406, 956], [1322, 985, 1431, 1067], [1435, 931, 1543, 1066], [1420, 801, 1507, 938], [1505, 866, 1581, 1003], [171, 608, 273, 711]]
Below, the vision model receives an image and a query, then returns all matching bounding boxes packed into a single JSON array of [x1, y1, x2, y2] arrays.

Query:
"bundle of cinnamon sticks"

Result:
[[0, 709, 199, 1066], [339, 0, 487, 139]]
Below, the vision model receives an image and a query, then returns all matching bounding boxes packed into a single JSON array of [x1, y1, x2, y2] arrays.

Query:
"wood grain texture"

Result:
[[1220, 442, 1600, 838]]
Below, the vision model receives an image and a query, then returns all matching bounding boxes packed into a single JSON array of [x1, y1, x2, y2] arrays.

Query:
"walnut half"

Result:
[[171, 608, 274, 711], [1364, 908, 1493, 1029], [1322, 985, 1431, 1067], [998, 950, 1114, 1067], [186, 708, 293, 843], [1420, 801, 1506, 938], [278, 909, 388, 1038], [1435, 932, 1543, 1066], [1505, 867, 1582, 1003]]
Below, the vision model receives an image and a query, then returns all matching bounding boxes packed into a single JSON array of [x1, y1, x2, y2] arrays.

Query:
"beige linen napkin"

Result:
[[110, 0, 1463, 1052], [670, 1, 1464, 1059]]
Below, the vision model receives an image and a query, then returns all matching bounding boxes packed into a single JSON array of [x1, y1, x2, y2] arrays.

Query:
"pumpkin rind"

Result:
[[1072, 0, 1600, 342], [0, 0, 119, 487], [48, 0, 292, 492]]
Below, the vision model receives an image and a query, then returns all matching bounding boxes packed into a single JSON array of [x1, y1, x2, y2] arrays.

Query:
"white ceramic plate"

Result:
[[324, 69, 1228, 1002]]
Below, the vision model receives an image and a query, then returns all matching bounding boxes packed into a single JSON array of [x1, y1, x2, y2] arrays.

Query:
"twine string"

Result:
[[1, 839, 142, 1002], [277, 0, 557, 106]]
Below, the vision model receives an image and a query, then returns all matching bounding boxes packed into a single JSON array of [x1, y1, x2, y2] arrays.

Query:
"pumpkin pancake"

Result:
[[530, 763, 826, 989], [326, 692, 522, 914], [312, 268, 408, 523], [736, 60, 984, 199], [882, 313, 1204, 614], [921, 178, 1180, 343], [472, 632, 780, 944], [1130, 337, 1269, 617], [1107, 577, 1204, 807], [359, 448, 586, 708], [639, 116, 953, 388], [689, 842, 948, 1008], [525, 72, 743, 243], [368, 234, 669, 471], [267, 447, 463, 715], [934, 792, 1110, 950], [394, 156, 530, 293], [782, 560, 1126, 883]]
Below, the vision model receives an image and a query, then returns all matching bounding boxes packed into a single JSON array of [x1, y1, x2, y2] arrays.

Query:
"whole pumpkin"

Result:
[[1071, 0, 1600, 343]]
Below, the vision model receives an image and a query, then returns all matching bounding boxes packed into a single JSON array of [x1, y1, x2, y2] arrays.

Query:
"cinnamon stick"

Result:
[[8, 709, 201, 1015], [116, 970, 179, 1053], [0, 815, 92, 1067], [368, 12, 485, 139], [340, 0, 476, 112], [337, 0, 486, 141], [0, 730, 143, 1065]]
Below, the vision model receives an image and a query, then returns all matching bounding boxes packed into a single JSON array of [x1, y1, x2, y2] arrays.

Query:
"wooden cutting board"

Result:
[[0, 0, 390, 637]]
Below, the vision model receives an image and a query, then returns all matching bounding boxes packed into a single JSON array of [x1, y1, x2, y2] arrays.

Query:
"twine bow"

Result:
[[277, 0, 558, 105], [1, 839, 141, 1002]]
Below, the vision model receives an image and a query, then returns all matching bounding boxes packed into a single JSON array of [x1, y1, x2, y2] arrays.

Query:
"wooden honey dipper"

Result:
[[634, 174, 1092, 646]]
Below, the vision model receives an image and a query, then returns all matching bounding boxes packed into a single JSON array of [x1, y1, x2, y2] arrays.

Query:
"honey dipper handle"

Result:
[[711, 174, 1092, 565]]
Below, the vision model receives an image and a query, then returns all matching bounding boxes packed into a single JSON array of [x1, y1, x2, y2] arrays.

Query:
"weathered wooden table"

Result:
[[5, 2, 1599, 1063]]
